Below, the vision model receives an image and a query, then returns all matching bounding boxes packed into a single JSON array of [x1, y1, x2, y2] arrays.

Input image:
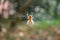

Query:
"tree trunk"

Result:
[[54, 0, 60, 19]]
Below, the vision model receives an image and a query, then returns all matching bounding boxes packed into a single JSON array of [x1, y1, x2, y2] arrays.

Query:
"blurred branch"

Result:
[[17, 0, 33, 14]]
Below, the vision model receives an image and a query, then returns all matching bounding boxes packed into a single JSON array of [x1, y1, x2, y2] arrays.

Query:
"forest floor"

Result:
[[0, 20, 60, 40]]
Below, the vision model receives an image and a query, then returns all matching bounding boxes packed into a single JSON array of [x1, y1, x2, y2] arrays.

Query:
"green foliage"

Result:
[[33, 20, 60, 30]]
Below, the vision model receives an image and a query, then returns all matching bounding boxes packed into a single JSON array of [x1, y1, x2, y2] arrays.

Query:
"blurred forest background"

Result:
[[0, 0, 60, 26], [0, 0, 60, 40]]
